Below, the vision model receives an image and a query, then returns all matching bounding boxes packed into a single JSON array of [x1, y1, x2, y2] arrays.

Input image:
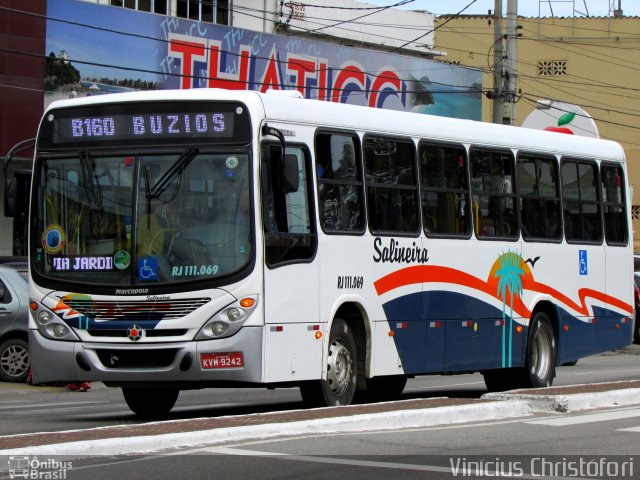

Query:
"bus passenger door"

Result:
[[260, 143, 321, 383], [601, 164, 633, 350]]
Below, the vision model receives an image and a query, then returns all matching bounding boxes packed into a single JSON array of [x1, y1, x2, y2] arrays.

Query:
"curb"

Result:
[[483, 387, 640, 413], [0, 400, 532, 456]]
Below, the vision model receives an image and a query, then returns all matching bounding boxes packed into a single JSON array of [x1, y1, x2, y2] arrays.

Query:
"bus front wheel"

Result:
[[300, 318, 357, 407], [122, 387, 179, 418]]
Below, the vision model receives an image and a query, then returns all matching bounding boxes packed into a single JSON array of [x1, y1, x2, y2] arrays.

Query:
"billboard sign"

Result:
[[45, 0, 481, 120]]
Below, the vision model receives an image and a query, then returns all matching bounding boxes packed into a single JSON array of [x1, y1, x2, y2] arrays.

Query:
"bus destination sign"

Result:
[[52, 111, 235, 144]]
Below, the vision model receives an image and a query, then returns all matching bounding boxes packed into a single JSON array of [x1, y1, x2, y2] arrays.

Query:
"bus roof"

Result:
[[44, 88, 626, 163]]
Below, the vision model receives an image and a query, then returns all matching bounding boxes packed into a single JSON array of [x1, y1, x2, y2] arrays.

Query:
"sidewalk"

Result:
[[1, 380, 639, 456]]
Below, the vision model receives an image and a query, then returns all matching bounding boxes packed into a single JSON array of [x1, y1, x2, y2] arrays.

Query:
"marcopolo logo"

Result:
[[8, 456, 73, 479]]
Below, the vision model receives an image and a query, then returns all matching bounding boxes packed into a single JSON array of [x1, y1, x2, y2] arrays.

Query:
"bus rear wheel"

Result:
[[300, 318, 357, 407], [122, 387, 179, 418], [510, 311, 557, 389], [483, 312, 557, 391], [524, 312, 557, 387]]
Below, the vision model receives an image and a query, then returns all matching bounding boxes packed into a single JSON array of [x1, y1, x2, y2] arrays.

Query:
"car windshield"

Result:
[[31, 151, 252, 287]]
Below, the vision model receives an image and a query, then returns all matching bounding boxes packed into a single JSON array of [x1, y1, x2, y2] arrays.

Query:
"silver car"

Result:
[[0, 264, 29, 382]]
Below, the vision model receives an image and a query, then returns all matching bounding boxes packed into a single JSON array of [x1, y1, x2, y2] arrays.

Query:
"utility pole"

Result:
[[504, 0, 518, 125], [491, 0, 504, 124]]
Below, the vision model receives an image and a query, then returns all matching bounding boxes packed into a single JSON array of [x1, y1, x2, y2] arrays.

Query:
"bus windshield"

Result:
[[32, 150, 252, 287]]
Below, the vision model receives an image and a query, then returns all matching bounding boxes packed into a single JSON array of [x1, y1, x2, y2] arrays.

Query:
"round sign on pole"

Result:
[[522, 99, 599, 138]]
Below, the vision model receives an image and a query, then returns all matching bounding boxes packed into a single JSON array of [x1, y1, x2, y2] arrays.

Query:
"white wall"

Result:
[[233, 0, 437, 55]]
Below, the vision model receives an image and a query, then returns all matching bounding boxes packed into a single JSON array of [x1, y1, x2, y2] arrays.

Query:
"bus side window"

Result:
[[419, 142, 470, 237], [261, 143, 317, 267], [363, 136, 419, 235], [517, 153, 562, 242], [561, 159, 602, 244], [601, 163, 628, 245], [315, 132, 365, 234], [470, 148, 517, 240]]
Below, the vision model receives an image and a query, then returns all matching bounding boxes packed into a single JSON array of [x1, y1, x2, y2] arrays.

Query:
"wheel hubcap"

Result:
[[327, 339, 352, 395], [1, 345, 29, 378]]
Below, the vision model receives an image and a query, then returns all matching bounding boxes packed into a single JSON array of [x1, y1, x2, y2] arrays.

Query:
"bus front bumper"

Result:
[[29, 326, 264, 385]]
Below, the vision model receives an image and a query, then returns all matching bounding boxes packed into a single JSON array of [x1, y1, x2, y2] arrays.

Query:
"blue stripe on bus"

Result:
[[556, 305, 632, 364], [382, 291, 631, 374]]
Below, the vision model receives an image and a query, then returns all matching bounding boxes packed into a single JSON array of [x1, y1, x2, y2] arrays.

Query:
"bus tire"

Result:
[[300, 318, 357, 407], [122, 387, 179, 418], [515, 311, 557, 388]]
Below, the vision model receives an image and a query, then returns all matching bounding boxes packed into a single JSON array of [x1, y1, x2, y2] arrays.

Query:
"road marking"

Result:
[[617, 426, 640, 433], [526, 408, 640, 426], [0, 401, 108, 411], [196, 446, 468, 474], [192, 446, 580, 479]]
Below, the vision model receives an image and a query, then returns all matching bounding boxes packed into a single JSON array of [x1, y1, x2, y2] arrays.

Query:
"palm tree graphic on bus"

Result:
[[494, 250, 524, 367]]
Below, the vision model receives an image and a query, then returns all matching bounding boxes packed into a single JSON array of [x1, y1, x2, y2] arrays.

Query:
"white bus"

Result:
[[29, 89, 634, 416]]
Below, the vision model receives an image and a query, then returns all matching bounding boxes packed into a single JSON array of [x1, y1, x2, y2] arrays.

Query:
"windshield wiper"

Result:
[[143, 164, 152, 227], [146, 147, 199, 201], [79, 151, 102, 212]]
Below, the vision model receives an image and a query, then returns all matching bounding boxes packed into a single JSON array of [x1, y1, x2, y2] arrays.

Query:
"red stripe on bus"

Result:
[[375, 266, 633, 318]]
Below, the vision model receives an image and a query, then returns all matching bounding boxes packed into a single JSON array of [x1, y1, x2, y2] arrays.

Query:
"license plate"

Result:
[[201, 352, 244, 369]]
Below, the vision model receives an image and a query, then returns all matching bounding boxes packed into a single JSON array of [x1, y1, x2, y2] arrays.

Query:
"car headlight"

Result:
[[37, 310, 53, 325]]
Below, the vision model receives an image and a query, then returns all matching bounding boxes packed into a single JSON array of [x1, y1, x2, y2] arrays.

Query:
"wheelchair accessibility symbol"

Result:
[[579, 249, 588, 276], [137, 257, 158, 281]]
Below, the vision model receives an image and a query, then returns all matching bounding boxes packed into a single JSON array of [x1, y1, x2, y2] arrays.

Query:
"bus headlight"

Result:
[[42, 322, 78, 341], [30, 303, 80, 341], [227, 308, 243, 322], [195, 296, 258, 340], [210, 322, 226, 337]]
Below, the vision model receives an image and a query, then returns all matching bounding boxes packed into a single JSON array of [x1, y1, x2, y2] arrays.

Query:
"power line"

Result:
[[518, 16, 640, 39], [277, 0, 416, 36], [521, 34, 640, 74], [519, 95, 640, 147], [518, 78, 640, 118], [390, 0, 478, 53]]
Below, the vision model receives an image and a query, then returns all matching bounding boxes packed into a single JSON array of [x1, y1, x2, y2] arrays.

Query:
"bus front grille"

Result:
[[60, 297, 210, 321], [88, 329, 188, 338]]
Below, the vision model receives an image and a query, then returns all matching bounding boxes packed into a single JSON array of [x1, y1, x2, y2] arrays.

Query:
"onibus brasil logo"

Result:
[[8, 456, 73, 479]]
